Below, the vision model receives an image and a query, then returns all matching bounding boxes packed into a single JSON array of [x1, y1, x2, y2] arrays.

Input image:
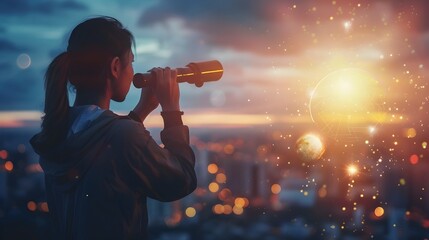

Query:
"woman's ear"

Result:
[[110, 56, 121, 80]]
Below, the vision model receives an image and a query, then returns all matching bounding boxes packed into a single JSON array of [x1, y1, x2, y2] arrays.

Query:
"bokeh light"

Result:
[[234, 198, 246, 208], [223, 205, 232, 215], [374, 207, 385, 218], [207, 163, 218, 174], [185, 207, 196, 218], [215, 173, 227, 183], [233, 205, 244, 215], [4, 161, 13, 172], [27, 201, 37, 212], [208, 182, 219, 193], [16, 53, 31, 69], [409, 154, 419, 165], [213, 204, 224, 215], [271, 184, 281, 194], [223, 144, 234, 154], [0, 150, 8, 159], [318, 187, 328, 198], [39, 202, 49, 212], [218, 188, 232, 201], [403, 128, 417, 138]]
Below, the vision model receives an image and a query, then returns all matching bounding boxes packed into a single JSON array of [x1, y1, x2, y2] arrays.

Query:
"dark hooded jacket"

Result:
[[30, 109, 197, 240]]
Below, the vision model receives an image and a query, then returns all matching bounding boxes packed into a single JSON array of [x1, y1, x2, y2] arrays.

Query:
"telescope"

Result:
[[133, 60, 223, 88]]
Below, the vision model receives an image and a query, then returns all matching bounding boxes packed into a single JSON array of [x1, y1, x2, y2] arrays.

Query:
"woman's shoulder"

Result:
[[102, 110, 149, 140]]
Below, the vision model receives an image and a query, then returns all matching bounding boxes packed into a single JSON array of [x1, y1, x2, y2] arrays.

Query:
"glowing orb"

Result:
[[409, 154, 419, 165], [185, 207, 196, 218], [309, 68, 385, 143], [374, 207, 384, 217], [346, 164, 358, 176], [296, 134, 325, 161], [17, 53, 31, 69], [343, 21, 352, 31]]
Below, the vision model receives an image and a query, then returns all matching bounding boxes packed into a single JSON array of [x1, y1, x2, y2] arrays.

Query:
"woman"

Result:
[[30, 16, 197, 239]]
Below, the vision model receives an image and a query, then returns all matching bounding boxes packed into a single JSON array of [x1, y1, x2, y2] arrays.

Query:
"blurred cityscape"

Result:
[[1, 123, 429, 240]]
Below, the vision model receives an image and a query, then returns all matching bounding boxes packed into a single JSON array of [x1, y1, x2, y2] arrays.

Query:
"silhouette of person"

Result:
[[30, 16, 197, 239]]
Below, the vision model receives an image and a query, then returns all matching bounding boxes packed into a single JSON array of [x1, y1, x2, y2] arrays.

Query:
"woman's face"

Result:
[[112, 50, 134, 102]]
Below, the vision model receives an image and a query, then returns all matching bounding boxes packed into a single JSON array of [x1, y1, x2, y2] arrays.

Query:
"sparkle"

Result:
[[343, 21, 352, 31], [347, 164, 358, 176]]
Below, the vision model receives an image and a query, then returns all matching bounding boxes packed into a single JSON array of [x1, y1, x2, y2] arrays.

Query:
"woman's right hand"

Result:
[[151, 67, 181, 112], [132, 87, 159, 122]]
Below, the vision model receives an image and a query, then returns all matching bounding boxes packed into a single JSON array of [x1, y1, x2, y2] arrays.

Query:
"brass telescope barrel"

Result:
[[133, 60, 223, 88]]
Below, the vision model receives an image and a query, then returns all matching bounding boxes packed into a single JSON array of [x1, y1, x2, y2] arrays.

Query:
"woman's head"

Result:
[[36, 16, 135, 148], [68, 16, 135, 97]]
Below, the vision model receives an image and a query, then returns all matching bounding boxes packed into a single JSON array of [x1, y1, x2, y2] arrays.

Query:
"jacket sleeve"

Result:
[[115, 120, 197, 202]]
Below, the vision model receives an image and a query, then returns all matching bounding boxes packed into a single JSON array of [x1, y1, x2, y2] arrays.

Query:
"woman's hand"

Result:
[[132, 87, 159, 122], [152, 67, 180, 112], [132, 67, 180, 121]]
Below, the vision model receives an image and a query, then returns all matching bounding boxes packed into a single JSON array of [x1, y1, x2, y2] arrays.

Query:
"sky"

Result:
[[0, 0, 428, 134]]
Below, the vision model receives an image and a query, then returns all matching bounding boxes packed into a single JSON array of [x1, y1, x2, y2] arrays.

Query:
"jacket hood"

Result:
[[30, 110, 121, 190]]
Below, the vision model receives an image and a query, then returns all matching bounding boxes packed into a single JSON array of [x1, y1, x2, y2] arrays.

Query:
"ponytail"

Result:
[[31, 52, 71, 152], [31, 16, 135, 156]]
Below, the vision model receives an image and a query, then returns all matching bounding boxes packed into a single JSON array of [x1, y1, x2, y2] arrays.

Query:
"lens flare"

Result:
[[347, 164, 358, 176], [309, 68, 385, 142]]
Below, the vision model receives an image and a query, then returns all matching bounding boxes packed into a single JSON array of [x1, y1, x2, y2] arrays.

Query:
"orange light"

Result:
[[318, 187, 327, 198], [223, 144, 234, 154], [39, 202, 49, 212], [185, 207, 196, 218], [234, 198, 246, 208], [403, 128, 416, 138], [207, 163, 218, 174], [216, 173, 227, 183], [374, 207, 384, 217], [0, 150, 7, 159], [346, 164, 358, 176], [218, 188, 232, 201], [233, 206, 244, 215], [208, 182, 219, 193], [223, 205, 232, 215], [242, 198, 249, 207], [27, 201, 37, 212], [213, 204, 224, 214], [410, 154, 419, 165], [4, 161, 13, 171], [271, 184, 281, 194]]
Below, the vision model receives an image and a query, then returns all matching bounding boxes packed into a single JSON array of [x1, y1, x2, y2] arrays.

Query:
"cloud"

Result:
[[137, 0, 302, 55], [0, 38, 22, 52], [0, 69, 44, 110], [137, 0, 429, 57], [0, 62, 12, 71], [0, 0, 87, 15]]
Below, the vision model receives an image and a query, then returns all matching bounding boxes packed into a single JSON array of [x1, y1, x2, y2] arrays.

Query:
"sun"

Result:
[[309, 68, 385, 142]]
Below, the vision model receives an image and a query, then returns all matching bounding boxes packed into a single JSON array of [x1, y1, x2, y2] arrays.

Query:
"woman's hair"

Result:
[[35, 16, 134, 150]]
